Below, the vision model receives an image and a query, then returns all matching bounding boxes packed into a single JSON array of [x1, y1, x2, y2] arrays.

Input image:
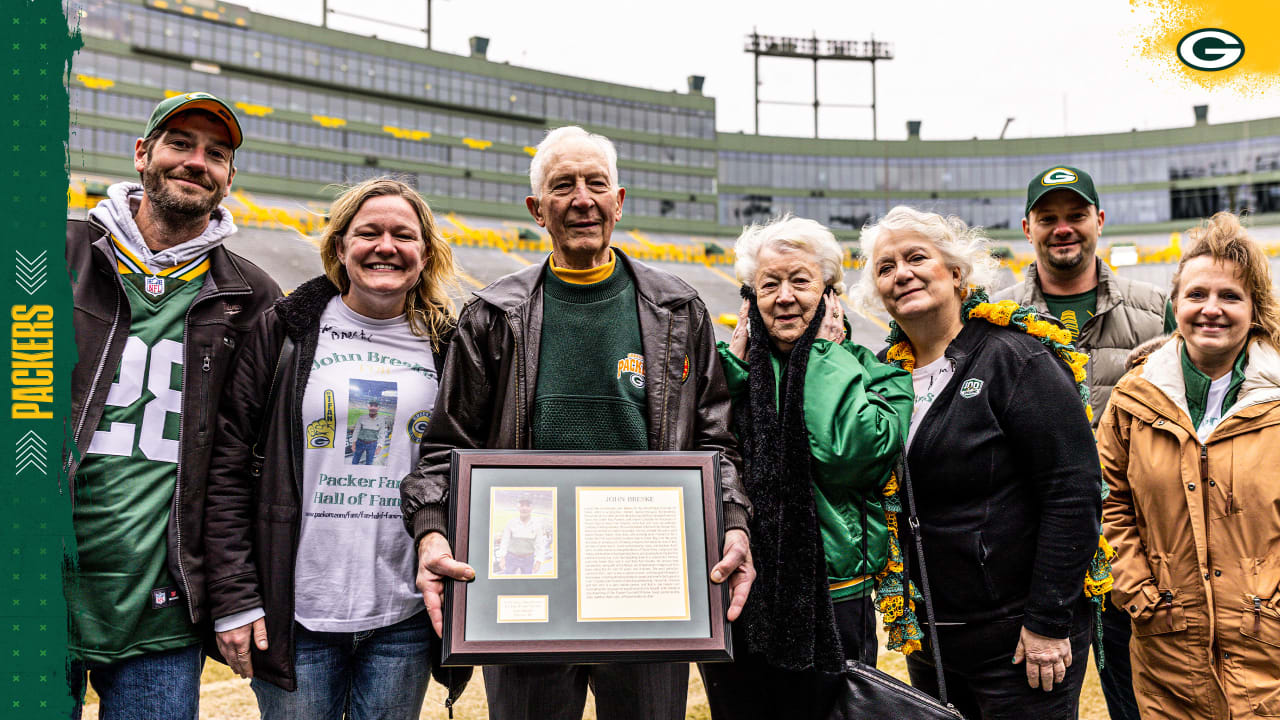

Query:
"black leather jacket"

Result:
[[204, 276, 470, 703], [401, 249, 752, 541], [67, 217, 282, 628]]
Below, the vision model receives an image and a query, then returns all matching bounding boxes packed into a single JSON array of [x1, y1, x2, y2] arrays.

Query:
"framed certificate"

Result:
[[441, 450, 733, 665]]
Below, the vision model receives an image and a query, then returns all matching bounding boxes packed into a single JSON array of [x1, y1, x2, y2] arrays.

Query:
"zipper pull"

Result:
[[1255, 596, 1263, 635], [202, 355, 211, 372], [445, 696, 454, 719]]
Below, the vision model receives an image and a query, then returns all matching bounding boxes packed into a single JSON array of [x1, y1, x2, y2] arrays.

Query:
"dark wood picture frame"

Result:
[[441, 450, 732, 666]]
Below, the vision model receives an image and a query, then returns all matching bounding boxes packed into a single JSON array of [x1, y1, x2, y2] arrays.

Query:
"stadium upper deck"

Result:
[[69, 0, 1280, 240]]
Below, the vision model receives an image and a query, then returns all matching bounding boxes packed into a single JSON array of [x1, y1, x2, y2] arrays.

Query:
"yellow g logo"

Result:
[[407, 410, 431, 443], [1041, 168, 1078, 186]]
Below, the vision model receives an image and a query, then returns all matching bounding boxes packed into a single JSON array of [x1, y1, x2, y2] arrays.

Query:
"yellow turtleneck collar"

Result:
[[549, 249, 616, 285]]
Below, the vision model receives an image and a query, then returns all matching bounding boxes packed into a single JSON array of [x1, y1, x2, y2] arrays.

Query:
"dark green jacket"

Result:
[[718, 337, 912, 599]]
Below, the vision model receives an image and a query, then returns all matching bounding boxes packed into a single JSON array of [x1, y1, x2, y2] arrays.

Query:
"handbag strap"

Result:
[[249, 335, 294, 478], [898, 445, 950, 707]]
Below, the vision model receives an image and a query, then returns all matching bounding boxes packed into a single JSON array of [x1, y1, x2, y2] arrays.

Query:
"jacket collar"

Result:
[[273, 275, 340, 339], [941, 313, 989, 368], [1023, 258, 1122, 313], [1123, 336, 1280, 430], [474, 247, 698, 313], [85, 215, 256, 298]]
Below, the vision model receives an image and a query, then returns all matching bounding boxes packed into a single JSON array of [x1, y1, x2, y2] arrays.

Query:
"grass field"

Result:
[[81, 628, 1113, 719]]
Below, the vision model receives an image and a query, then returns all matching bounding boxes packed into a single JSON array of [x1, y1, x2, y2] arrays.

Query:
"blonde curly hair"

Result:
[[1172, 211, 1280, 350]]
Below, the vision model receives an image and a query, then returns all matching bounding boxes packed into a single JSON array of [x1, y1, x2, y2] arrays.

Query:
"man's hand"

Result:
[[709, 528, 754, 622], [729, 300, 749, 361], [1012, 626, 1072, 691], [416, 532, 475, 637], [216, 617, 268, 679]]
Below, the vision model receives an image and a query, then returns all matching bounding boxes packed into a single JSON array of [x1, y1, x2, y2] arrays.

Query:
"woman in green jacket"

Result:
[[699, 215, 913, 720]]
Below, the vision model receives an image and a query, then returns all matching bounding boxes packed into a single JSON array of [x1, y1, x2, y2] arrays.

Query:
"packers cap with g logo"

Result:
[[144, 92, 243, 149], [1025, 165, 1099, 216]]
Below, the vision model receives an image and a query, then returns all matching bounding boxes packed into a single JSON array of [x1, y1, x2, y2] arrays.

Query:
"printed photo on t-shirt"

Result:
[[345, 379, 397, 466]]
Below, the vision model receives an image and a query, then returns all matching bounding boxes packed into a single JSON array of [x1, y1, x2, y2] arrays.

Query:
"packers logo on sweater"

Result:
[[616, 353, 645, 389]]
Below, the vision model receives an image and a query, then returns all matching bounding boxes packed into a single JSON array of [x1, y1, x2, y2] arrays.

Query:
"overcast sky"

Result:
[[242, 0, 1280, 142]]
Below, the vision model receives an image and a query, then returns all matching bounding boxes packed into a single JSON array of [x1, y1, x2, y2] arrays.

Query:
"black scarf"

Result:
[[734, 286, 844, 673]]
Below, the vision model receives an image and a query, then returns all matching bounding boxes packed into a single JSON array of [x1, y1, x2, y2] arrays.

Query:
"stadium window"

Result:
[[649, 109, 665, 134], [659, 111, 674, 137]]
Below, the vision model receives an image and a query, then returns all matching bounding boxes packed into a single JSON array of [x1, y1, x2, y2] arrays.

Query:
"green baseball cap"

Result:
[[144, 91, 243, 149], [1025, 165, 1099, 216]]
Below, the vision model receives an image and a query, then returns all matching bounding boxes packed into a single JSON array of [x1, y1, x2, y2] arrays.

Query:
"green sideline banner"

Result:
[[0, 1, 80, 718]]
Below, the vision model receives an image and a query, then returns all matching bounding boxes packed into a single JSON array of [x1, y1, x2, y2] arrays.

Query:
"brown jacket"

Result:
[[1098, 337, 1280, 719], [401, 250, 751, 541]]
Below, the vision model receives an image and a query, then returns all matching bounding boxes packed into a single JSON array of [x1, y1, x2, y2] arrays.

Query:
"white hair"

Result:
[[528, 126, 619, 194], [733, 214, 847, 295], [854, 205, 1000, 313]]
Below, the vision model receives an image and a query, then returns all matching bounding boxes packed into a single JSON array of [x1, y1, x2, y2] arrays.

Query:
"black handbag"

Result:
[[828, 446, 964, 720]]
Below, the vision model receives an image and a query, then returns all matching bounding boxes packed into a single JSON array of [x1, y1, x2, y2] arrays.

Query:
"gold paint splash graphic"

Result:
[[1131, 0, 1280, 95]]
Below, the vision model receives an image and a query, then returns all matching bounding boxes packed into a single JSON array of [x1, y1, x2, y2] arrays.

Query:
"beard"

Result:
[[1043, 239, 1088, 271], [140, 162, 223, 222]]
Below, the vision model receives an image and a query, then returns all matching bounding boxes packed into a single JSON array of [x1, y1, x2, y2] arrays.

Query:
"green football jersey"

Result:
[[69, 251, 207, 663]]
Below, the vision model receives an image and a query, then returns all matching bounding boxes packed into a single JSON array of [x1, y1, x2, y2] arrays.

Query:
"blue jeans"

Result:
[[252, 611, 432, 720], [352, 439, 377, 465], [69, 643, 204, 720]]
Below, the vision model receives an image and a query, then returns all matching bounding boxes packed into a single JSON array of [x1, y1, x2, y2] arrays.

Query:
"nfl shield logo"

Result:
[[959, 378, 984, 399], [152, 589, 166, 605], [144, 275, 165, 297]]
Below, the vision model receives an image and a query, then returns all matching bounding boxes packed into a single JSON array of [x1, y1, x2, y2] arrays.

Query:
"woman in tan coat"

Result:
[[1098, 211, 1280, 719]]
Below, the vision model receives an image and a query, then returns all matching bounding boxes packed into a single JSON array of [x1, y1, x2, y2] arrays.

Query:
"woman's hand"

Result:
[[817, 292, 847, 344], [729, 299, 750, 360], [216, 617, 268, 679], [416, 532, 476, 637], [1013, 626, 1072, 691]]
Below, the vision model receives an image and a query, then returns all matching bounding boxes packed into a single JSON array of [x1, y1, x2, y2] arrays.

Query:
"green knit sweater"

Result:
[[532, 262, 648, 450]]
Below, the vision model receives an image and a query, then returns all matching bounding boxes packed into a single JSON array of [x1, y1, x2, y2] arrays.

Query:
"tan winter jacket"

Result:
[[1098, 337, 1280, 719], [994, 259, 1167, 426]]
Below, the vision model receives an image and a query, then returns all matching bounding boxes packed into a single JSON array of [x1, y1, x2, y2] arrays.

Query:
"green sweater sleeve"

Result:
[[716, 340, 750, 401], [804, 339, 913, 492]]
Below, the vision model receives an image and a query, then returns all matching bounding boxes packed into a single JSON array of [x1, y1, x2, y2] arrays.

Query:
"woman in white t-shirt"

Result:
[[204, 178, 469, 719], [1097, 212, 1280, 719]]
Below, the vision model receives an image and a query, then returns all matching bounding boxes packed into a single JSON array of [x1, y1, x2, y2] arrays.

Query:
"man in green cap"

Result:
[[65, 91, 280, 718], [994, 165, 1172, 720]]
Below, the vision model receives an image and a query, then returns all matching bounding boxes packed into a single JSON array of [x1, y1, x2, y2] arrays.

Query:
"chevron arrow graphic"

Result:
[[15, 430, 47, 475], [15, 249, 48, 295]]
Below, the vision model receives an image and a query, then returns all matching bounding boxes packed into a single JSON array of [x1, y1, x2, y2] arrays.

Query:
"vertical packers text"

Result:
[[12, 305, 53, 419]]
